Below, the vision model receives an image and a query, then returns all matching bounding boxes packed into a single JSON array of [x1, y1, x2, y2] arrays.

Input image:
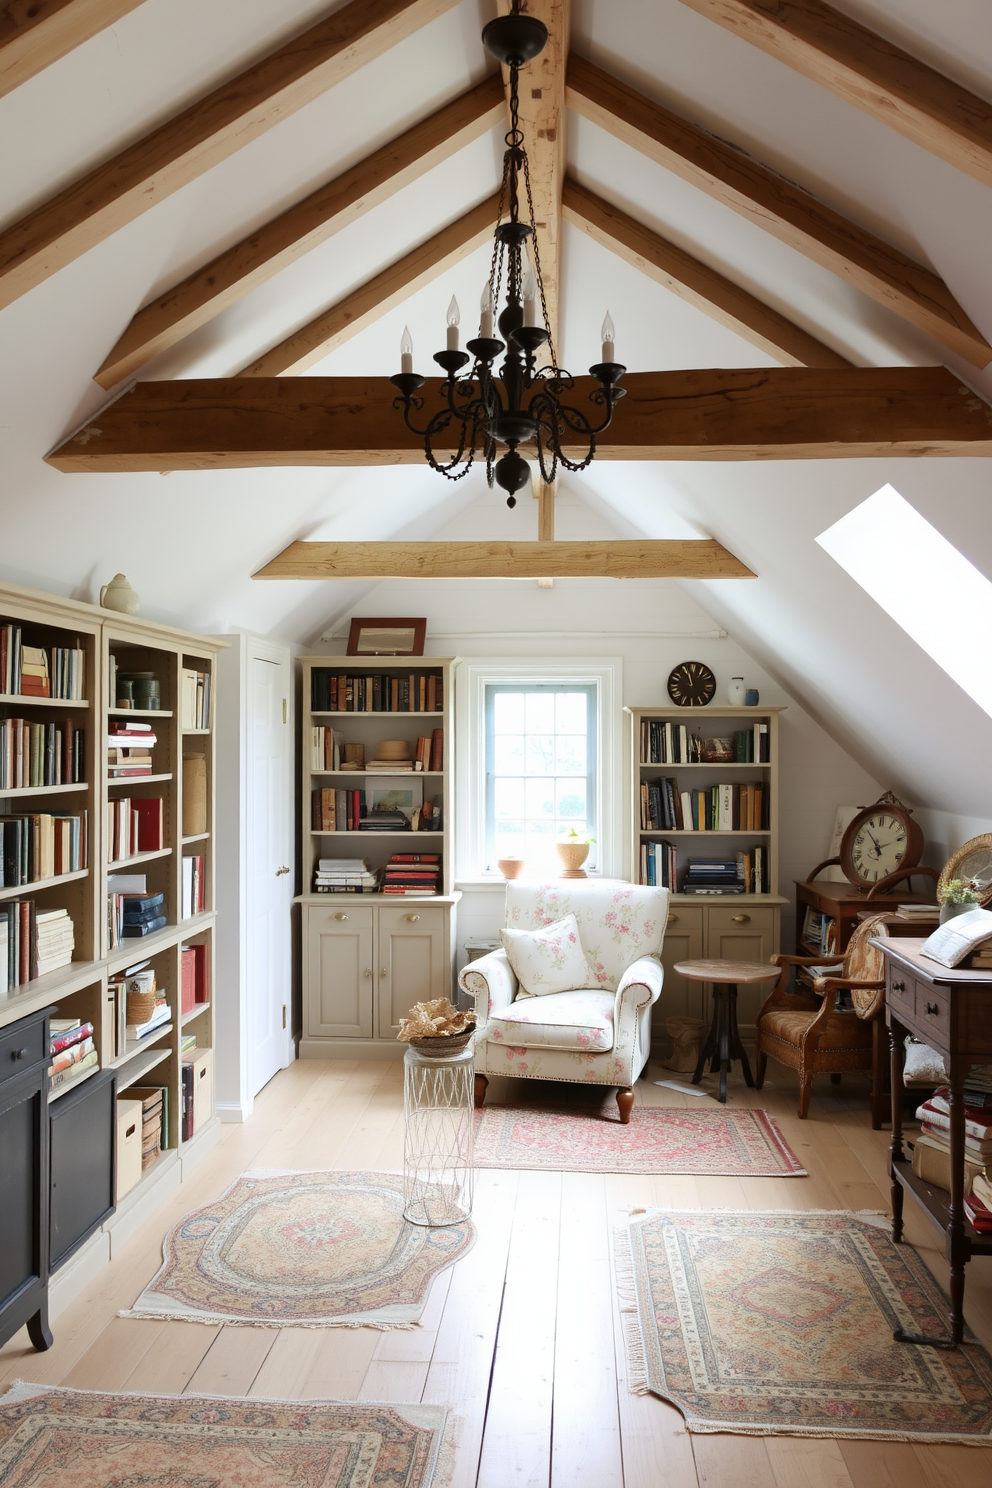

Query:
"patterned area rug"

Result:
[[122, 1168, 474, 1329], [619, 1208, 992, 1443], [474, 1105, 805, 1175], [0, 1382, 449, 1486]]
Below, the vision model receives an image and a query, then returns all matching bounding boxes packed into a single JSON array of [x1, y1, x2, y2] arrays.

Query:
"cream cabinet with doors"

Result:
[[301, 897, 460, 1056], [657, 902, 781, 1047]]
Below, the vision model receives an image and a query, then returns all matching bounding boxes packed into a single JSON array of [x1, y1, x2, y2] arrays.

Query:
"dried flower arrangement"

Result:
[[397, 998, 477, 1042]]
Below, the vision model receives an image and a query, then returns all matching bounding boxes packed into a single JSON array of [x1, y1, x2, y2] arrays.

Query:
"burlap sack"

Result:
[[664, 1016, 708, 1072]]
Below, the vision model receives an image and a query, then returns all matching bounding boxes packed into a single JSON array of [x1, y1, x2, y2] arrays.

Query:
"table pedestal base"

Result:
[[692, 983, 755, 1104]]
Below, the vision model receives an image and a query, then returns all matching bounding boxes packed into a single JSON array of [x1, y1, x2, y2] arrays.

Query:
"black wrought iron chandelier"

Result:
[[390, 1, 625, 507]]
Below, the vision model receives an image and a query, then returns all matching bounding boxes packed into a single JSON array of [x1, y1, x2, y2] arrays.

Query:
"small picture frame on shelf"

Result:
[[347, 618, 427, 656], [699, 736, 735, 763], [366, 778, 424, 822]]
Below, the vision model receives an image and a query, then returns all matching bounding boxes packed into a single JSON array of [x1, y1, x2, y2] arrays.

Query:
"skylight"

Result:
[[816, 483, 992, 719]]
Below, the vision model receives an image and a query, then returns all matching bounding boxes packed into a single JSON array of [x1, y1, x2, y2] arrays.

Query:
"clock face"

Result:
[[849, 812, 909, 883], [667, 661, 716, 708]]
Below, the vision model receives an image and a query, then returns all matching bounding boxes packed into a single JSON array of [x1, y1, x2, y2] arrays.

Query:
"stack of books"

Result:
[[36, 907, 74, 975], [381, 853, 441, 895], [967, 1171, 992, 1232], [18, 645, 50, 697], [0, 810, 87, 885], [313, 858, 378, 894], [106, 796, 163, 862], [913, 1088, 992, 1199], [964, 1065, 992, 1104], [683, 858, 746, 895], [896, 903, 940, 924], [181, 855, 205, 919], [108, 720, 156, 776], [123, 891, 166, 938], [181, 668, 211, 730], [49, 1017, 98, 1093], [967, 938, 992, 969], [1, 717, 84, 788]]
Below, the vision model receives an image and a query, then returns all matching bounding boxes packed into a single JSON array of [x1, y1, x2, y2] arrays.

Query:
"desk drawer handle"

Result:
[[11, 1047, 29, 1061], [732, 914, 750, 924], [892, 980, 906, 992], [333, 912, 349, 921], [925, 1001, 940, 1017], [404, 914, 421, 923]]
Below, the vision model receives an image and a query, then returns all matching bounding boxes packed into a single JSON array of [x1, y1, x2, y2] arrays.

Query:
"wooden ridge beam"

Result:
[[0, 0, 462, 310], [677, 0, 992, 189], [45, 367, 992, 472], [239, 194, 498, 377], [252, 538, 755, 581], [566, 54, 991, 369], [562, 176, 850, 369], [0, 0, 145, 98], [496, 1, 570, 362], [94, 74, 504, 388]]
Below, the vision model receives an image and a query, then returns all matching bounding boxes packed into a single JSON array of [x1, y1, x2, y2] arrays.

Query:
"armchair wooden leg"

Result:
[[474, 1074, 488, 1110], [798, 1071, 814, 1120], [617, 1088, 634, 1125], [755, 1050, 767, 1089]]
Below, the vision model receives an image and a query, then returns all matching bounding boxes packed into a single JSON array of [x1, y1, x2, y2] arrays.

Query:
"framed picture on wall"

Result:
[[347, 618, 427, 656]]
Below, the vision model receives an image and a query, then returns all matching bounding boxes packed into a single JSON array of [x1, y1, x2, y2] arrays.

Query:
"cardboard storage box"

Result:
[[116, 1098, 144, 1200], [182, 1048, 213, 1133]]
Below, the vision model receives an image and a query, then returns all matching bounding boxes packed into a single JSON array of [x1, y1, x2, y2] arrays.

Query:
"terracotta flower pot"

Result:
[[557, 841, 590, 879], [498, 857, 525, 880]]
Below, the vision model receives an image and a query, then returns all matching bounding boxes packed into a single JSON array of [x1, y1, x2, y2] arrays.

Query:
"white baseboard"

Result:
[[216, 1100, 252, 1123]]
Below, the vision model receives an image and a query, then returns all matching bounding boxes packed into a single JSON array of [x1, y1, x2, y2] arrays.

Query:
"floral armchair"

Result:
[[458, 881, 670, 1123]]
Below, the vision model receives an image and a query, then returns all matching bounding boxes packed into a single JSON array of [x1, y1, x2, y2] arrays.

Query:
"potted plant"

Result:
[[939, 878, 982, 924], [556, 827, 595, 879]]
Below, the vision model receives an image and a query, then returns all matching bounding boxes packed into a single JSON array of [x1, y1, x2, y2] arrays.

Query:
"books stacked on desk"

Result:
[[181, 855, 205, 919], [896, 902, 940, 923], [122, 891, 166, 938], [683, 858, 747, 895], [1, 717, 84, 788], [108, 720, 156, 776], [381, 853, 440, 895], [313, 858, 378, 894], [0, 810, 87, 884], [49, 1017, 98, 1093]]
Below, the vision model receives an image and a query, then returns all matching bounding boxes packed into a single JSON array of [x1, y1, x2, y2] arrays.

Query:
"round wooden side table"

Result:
[[673, 959, 780, 1104]]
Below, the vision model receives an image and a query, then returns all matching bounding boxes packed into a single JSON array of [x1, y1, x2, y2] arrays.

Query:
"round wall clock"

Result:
[[667, 661, 716, 707], [839, 793, 924, 888]]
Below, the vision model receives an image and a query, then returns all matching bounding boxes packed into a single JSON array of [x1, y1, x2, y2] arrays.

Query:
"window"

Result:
[[816, 483, 992, 719], [485, 684, 597, 873]]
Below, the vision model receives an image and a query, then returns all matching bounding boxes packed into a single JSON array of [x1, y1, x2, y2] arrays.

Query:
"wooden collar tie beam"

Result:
[[46, 368, 992, 471]]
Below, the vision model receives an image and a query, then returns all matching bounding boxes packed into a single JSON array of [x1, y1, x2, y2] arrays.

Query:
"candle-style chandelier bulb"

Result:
[[446, 296, 460, 327], [400, 325, 413, 356]]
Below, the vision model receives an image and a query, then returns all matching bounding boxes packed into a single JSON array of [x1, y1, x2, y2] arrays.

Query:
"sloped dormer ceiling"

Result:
[[1, 0, 990, 820]]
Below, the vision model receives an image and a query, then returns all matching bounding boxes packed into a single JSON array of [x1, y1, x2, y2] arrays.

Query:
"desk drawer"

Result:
[[886, 967, 915, 1023], [915, 985, 951, 1042], [0, 1017, 47, 1083]]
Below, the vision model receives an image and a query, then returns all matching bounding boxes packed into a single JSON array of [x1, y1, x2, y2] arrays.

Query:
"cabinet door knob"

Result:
[[668, 914, 679, 924], [275, 865, 291, 876], [334, 912, 349, 921], [381, 968, 388, 978], [12, 1047, 28, 1060], [732, 914, 751, 924], [404, 913, 421, 922], [364, 967, 372, 978]]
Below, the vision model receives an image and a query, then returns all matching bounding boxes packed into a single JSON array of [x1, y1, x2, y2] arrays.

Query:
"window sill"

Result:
[[455, 872, 606, 890]]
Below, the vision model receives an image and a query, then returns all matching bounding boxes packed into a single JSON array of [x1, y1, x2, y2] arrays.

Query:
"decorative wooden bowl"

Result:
[[408, 1029, 475, 1059]]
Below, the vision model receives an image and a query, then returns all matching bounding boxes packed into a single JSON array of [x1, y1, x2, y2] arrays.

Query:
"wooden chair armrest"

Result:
[[801, 988, 839, 1040]]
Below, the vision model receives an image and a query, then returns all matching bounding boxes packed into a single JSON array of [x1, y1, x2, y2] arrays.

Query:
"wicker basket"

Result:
[[125, 988, 158, 1025], [408, 1029, 474, 1060]]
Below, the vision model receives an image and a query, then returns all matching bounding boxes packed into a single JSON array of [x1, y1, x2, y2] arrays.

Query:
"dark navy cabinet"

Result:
[[0, 1006, 54, 1352]]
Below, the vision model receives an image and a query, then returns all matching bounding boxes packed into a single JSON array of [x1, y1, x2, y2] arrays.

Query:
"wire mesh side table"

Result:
[[403, 1043, 475, 1226]]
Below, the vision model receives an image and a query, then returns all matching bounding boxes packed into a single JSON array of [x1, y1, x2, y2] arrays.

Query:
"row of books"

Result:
[[180, 668, 211, 730], [801, 907, 839, 955], [640, 779, 768, 833], [108, 720, 157, 776], [1, 627, 85, 699], [640, 840, 678, 889], [106, 796, 163, 863], [312, 669, 444, 713], [1, 717, 85, 788], [639, 721, 770, 765], [313, 857, 380, 893], [683, 852, 769, 895], [181, 855, 205, 919], [0, 902, 74, 990], [908, 1085, 992, 1232], [0, 810, 87, 885], [49, 1017, 98, 1094], [382, 853, 441, 895], [309, 727, 442, 773]]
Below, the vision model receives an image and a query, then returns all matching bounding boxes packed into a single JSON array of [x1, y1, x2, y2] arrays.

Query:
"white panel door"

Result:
[[247, 650, 292, 1097]]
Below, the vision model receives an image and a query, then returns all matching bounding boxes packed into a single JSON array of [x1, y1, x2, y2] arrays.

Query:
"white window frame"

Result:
[[454, 657, 623, 882]]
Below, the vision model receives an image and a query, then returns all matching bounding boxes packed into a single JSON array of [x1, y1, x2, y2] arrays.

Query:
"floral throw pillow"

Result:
[[500, 913, 591, 997]]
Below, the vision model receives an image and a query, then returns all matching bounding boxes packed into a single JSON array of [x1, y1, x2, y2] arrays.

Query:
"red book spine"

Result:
[[181, 947, 196, 1014], [430, 728, 443, 772]]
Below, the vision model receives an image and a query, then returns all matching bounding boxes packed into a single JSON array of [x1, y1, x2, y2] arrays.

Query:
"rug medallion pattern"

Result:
[[0, 1383, 447, 1487], [123, 1169, 474, 1328], [622, 1209, 992, 1442], [474, 1105, 805, 1175]]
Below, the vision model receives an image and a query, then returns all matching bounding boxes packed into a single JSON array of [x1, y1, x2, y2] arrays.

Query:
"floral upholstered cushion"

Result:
[[500, 913, 590, 996], [504, 881, 669, 992], [487, 989, 615, 1052]]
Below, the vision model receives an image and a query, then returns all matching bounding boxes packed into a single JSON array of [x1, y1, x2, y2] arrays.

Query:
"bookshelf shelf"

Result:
[[0, 693, 89, 708], [311, 770, 444, 778], [181, 1001, 210, 1026], [309, 830, 444, 838], [107, 772, 173, 786], [310, 710, 443, 719], [0, 781, 88, 798], [108, 846, 173, 871], [104, 912, 215, 971], [182, 728, 210, 736], [0, 868, 89, 902], [638, 761, 772, 771], [47, 1061, 101, 1103], [108, 707, 173, 718], [113, 1023, 174, 1071], [641, 829, 773, 837], [182, 832, 209, 844]]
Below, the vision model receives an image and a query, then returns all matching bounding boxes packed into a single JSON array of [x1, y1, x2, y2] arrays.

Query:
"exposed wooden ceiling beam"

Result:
[[94, 75, 504, 389], [45, 367, 992, 471], [562, 176, 850, 369], [677, 0, 992, 189], [252, 538, 755, 581], [496, 0, 569, 361], [237, 195, 499, 376], [566, 54, 991, 369], [0, 0, 462, 311], [0, 0, 145, 97]]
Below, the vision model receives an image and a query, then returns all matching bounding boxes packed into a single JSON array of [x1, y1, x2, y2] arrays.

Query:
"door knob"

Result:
[[364, 968, 372, 978], [381, 968, 388, 978], [732, 914, 751, 924], [275, 865, 291, 875], [334, 912, 349, 921], [404, 913, 421, 922]]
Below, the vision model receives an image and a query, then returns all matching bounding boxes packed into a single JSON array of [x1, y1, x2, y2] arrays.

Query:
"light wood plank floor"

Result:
[[3, 1059, 991, 1485]]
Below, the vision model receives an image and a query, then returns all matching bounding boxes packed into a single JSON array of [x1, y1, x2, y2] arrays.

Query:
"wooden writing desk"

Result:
[[874, 936, 992, 1348]]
